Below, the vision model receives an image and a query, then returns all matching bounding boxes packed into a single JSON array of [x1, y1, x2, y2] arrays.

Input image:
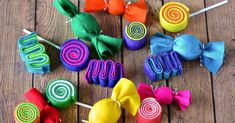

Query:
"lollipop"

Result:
[[144, 51, 182, 81], [136, 98, 162, 123], [53, 0, 122, 59], [14, 102, 40, 123], [160, 0, 228, 32], [84, 0, 147, 23], [150, 32, 224, 74], [124, 22, 147, 50], [23, 29, 90, 72], [85, 59, 124, 88], [18, 32, 50, 74]]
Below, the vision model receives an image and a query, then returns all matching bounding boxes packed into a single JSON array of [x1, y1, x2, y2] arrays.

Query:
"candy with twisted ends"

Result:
[[18, 32, 50, 74], [46, 79, 77, 108], [60, 39, 90, 71], [136, 98, 162, 123], [137, 83, 192, 111], [14, 102, 40, 123], [85, 59, 124, 88], [124, 22, 147, 50]]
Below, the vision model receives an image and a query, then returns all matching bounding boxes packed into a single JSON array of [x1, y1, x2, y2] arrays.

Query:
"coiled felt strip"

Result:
[[46, 79, 77, 108], [144, 51, 182, 81], [14, 102, 40, 123], [18, 32, 50, 74], [136, 98, 162, 123], [159, 2, 190, 32], [84, 59, 124, 88], [60, 39, 90, 71], [124, 22, 147, 50]]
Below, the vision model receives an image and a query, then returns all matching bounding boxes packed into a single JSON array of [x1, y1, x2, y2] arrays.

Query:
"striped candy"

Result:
[[14, 102, 40, 123], [46, 79, 77, 108], [136, 98, 162, 123], [124, 22, 147, 50], [18, 32, 50, 74], [60, 39, 90, 71]]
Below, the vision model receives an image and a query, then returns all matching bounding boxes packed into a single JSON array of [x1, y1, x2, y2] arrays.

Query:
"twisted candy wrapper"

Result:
[[24, 88, 61, 123], [150, 32, 224, 74], [137, 83, 192, 111], [88, 78, 140, 123], [18, 32, 50, 74], [53, 0, 122, 59], [84, 0, 147, 23], [85, 59, 124, 88], [144, 51, 182, 81]]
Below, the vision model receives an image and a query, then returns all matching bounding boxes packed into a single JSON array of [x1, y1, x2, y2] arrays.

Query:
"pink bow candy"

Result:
[[137, 83, 192, 111]]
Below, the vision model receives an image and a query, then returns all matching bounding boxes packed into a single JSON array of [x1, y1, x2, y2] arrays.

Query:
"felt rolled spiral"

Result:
[[144, 51, 182, 81], [159, 2, 190, 32], [46, 79, 77, 108], [14, 102, 40, 123], [124, 22, 147, 50], [136, 98, 162, 123], [18, 32, 50, 74], [84, 59, 124, 88], [60, 39, 90, 71]]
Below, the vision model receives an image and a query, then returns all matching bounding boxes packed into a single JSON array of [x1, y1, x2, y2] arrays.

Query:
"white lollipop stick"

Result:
[[75, 102, 93, 109], [190, 0, 228, 17], [81, 120, 89, 123], [23, 29, 61, 50]]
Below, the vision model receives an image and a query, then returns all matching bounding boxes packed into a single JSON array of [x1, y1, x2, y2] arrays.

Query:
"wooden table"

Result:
[[0, 0, 234, 122]]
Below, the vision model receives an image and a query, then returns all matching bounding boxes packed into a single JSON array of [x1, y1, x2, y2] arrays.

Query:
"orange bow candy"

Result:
[[84, 0, 147, 23]]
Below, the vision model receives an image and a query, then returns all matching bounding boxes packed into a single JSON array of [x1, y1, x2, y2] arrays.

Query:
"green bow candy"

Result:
[[53, 0, 123, 59]]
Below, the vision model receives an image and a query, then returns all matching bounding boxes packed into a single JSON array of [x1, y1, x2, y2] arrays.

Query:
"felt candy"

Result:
[[136, 98, 162, 123], [84, 59, 124, 88], [137, 83, 192, 111], [144, 51, 182, 81], [159, 1, 228, 32], [84, 0, 147, 23], [124, 22, 147, 50], [53, 0, 122, 59], [14, 102, 40, 123], [24, 88, 61, 123], [150, 33, 224, 74], [18, 32, 50, 74]]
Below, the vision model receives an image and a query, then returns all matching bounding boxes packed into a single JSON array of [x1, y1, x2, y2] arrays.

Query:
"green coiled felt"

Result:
[[46, 79, 77, 108]]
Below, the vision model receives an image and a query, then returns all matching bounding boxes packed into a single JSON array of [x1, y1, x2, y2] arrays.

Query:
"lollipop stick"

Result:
[[74, 102, 92, 109], [23, 29, 61, 50], [81, 120, 88, 123], [190, 0, 228, 17]]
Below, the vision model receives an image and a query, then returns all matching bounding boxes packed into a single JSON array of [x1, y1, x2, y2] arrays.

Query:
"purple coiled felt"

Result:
[[84, 59, 124, 88]]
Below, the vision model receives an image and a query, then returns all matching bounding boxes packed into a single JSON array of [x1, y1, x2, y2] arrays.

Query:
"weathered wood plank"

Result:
[[0, 0, 35, 122], [206, 0, 235, 122], [33, 0, 78, 122]]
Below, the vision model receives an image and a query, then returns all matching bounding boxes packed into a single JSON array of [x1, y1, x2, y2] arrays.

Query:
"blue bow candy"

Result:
[[150, 32, 224, 74]]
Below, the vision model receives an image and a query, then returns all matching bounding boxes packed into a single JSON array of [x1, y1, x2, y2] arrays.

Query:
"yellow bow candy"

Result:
[[88, 78, 140, 123]]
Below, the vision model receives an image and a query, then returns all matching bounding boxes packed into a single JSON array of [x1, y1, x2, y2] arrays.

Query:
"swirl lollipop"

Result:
[[23, 29, 90, 72], [14, 102, 40, 123], [124, 22, 147, 50], [160, 0, 228, 32]]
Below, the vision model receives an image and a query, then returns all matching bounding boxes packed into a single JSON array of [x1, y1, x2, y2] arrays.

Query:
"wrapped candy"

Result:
[[150, 32, 224, 74], [144, 51, 182, 81], [84, 59, 124, 88], [137, 83, 192, 111], [53, 0, 122, 59], [84, 0, 147, 23]]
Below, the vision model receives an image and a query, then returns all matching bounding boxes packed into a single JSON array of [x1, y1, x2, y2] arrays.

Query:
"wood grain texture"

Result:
[[33, 0, 78, 122], [0, 0, 35, 122], [206, 0, 235, 122]]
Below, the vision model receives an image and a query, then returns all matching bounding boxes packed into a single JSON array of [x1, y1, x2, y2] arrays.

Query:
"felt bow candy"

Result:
[[137, 83, 192, 111], [24, 88, 61, 123], [88, 78, 140, 123], [84, 0, 147, 23], [53, 0, 122, 59], [150, 32, 225, 74]]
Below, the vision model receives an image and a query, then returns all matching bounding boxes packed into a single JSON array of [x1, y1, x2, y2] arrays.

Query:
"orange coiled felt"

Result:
[[84, 0, 147, 23]]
